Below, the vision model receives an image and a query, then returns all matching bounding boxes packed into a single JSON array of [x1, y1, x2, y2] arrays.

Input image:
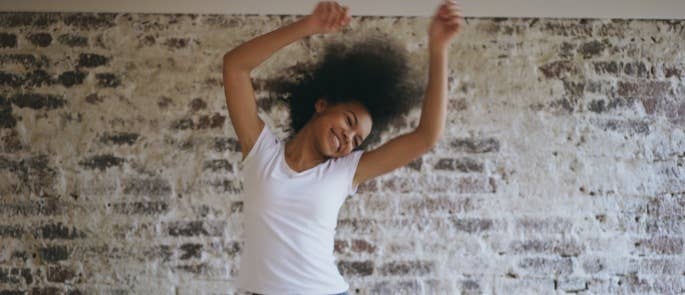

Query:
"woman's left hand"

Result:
[[428, 0, 464, 48]]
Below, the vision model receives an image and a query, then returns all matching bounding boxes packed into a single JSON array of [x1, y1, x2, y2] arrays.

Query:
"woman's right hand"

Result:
[[302, 1, 352, 35]]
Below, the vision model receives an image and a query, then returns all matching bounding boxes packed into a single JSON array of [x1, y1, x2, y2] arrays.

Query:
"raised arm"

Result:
[[223, 1, 351, 160], [353, 0, 464, 187]]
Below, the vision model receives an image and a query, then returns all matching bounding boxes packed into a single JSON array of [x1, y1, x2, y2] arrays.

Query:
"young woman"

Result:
[[222, 1, 463, 294]]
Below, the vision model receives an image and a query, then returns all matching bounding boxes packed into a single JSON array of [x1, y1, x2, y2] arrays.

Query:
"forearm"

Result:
[[223, 17, 315, 72], [417, 44, 449, 144]]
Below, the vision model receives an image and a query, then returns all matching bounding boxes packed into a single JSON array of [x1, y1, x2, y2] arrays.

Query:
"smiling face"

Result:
[[312, 98, 372, 158]]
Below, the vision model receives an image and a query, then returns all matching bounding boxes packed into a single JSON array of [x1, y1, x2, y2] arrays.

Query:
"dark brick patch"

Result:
[[434, 157, 483, 172], [62, 13, 117, 29], [208, 178, 243, 194], [450, 218, 494, 233], [577, 39, 607, 58], [509, 239, 584, 257], [10, 93, 66, 110], [0, 12, 60, 28], [0, 72, 23, 87], [450, 138, 500, 153], [23, 70, 53, 87], [58, 71, 86, 87], [122, 177, 172, 197], [337, 260, 374, 276], [47, 265, 76, 283], [34, 222, 86, 239], [39, 245, 69, 262], [57, 34, 88, 47], [167, 220, 224, 237], [212, 137, 241, 153], [78, 154, 126, 171], [188, 98, 207, 112], [27, 33, 52, 47], [0, 225, 24, 238], [0, 33, 17, 48], [0, 54, 50, 68], [95, 73, 120, 87], [378, 260, 435, 276], [203, 159, 232, 172], [110, 201, 168, 215], [99, 131, 139, 145], [78, 53, 109, 67], [179, 243, 202, 260]]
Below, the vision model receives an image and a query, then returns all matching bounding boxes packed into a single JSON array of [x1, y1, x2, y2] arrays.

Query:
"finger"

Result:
[[324, 2, 333, 28], [333, 4, 344, 27], [339, 6, 350, 26]]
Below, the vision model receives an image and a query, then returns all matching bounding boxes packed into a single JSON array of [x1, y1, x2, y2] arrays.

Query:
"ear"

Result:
[[314, 98, 328, 113]]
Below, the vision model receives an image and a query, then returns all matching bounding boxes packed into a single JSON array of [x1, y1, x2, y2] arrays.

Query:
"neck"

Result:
[[284, 124, 328, 171]]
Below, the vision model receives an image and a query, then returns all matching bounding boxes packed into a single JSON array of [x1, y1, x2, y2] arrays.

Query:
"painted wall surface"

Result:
[[0, 12, 684, 294]]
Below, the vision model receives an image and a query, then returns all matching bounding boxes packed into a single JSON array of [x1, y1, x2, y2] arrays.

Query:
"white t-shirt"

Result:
[[235, 122, 364, 295]]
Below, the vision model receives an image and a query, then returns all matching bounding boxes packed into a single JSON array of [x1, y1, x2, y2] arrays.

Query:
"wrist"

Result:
[[428, 42, 448, 54]]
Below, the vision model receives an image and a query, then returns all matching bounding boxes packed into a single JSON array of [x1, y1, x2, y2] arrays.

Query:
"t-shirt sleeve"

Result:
[[345, 150, 365, 196], [240, 122, 277, 166]]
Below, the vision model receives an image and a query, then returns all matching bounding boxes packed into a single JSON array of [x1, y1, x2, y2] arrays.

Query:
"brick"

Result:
[[122, 177, 172, 197], [539, 60, 578, 79], [617, 81, 670, 98], [557, 277, 588, 292], [337, 260, 373, 276], [0, 33, 17, 48], [450, 137, 500, 153], [381, 175, 495, 194], [517, 257, 573, 276], [78, 154, 126, 171], [509, 239, 584, 257], [10, 93, 66, 110], [0, 225, 24, 238], [577, 39, 607, 58], [633, 236, 683, 255], [27, 33, 52, 47], [400, 197, 475, 216], [47, 265, 76, 283], [58, 71, 86, 87], [39, 245, 69, 262], [378, 260, 435, 276], [99, 131, 140, 145], [203, 159, 232, 172], [212, 137, 241, 152], [95, 73, 120, 87], [179, 243, 202, 260], [56, 34, 88, 47], [350, 239, 376, 253], [208, 178, 243, 194], [63, 13, 116, 29], [0, 72, 23, 87], [451, 217, 494, 233], [188, 97, 207, 112], [166, 220, 224, 237], [369, 280, 420, 294], [0, 13, 59, 27], [23, 70, 53, 87], [434, 157, 483, 172], [110, 201, 168, 215], [34, 222, 85, 239]]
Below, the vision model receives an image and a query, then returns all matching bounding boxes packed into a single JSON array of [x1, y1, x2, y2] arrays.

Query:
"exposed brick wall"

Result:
[[0, 12, 683, 294]]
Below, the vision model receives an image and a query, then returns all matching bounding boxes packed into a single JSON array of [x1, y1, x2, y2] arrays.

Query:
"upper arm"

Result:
[[222, 56, 265, 161], [353, 129, 435, 187]]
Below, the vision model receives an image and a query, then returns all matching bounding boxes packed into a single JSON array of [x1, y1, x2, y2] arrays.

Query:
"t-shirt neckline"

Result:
[[280, 143, 326, 176]]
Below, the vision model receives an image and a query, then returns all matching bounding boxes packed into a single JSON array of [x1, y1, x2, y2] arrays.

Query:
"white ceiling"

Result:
[[1, 0, 684, 19]]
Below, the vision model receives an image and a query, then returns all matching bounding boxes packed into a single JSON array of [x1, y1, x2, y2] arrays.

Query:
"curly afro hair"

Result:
[[265, 32, 425, 151]]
